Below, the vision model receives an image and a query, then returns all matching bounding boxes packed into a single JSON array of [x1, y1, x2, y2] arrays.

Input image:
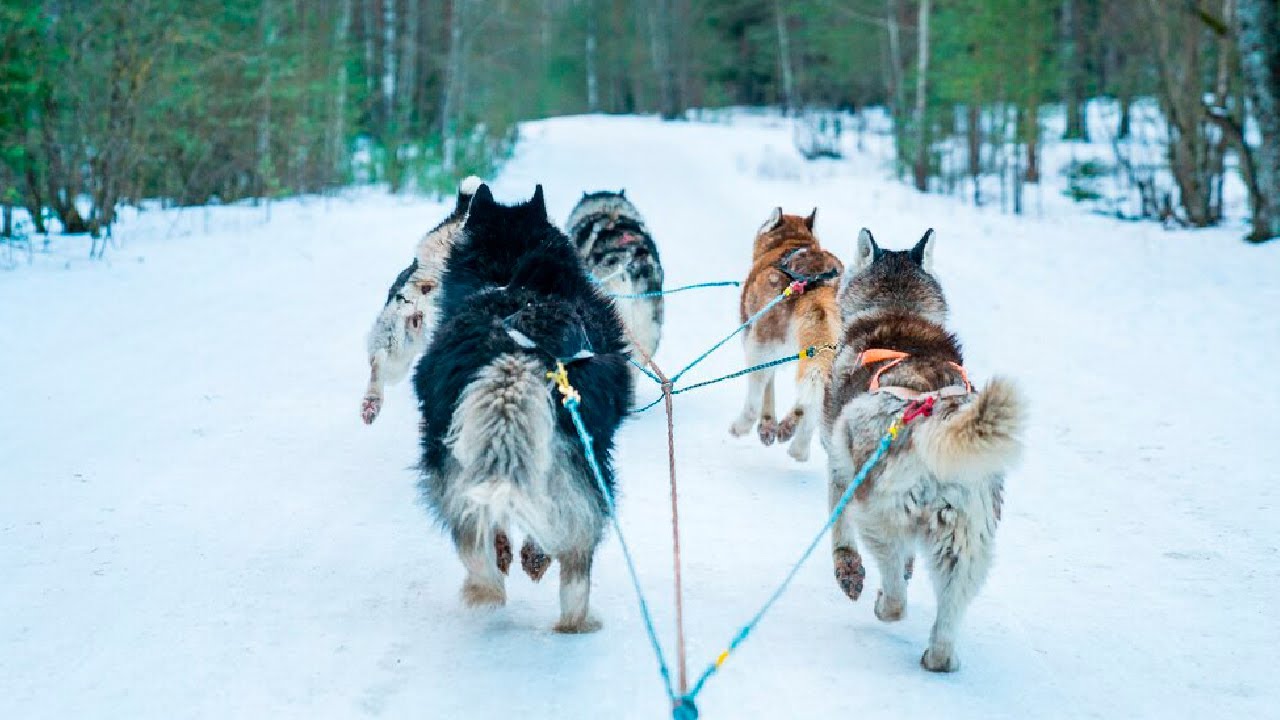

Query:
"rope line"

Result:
[[549, 363, 678, 704], [630, 345, 838, 416], [670, 283, 803, 385], [611, 280, 741, 300], [680, 413, 907, 712]]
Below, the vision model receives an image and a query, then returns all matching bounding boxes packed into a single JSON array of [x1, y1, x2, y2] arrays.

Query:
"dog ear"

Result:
[[759, 206, 783, 234], [910, 228, 935, 271], [805, 207, 818, 230], [529, 185, 547, 219], [618, 189, 626, 198], [464, 184, 495, 226], [854, 228, 878, 269]]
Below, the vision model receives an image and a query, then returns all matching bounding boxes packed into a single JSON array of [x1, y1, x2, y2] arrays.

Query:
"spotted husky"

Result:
[[822, 228, 1025, 672], [361, 176, 481, 424], [564, 190, 664, 369]]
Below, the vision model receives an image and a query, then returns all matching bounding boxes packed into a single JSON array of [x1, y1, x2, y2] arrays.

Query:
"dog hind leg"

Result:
[[920, 507, 994, 672], [362, 351, 387, 425], [729, 338, 775, 440], [862, 529, 912, 622], [553, 548, 601, 634], [455, 521, 507, 608], [829, 477, 866, 601]]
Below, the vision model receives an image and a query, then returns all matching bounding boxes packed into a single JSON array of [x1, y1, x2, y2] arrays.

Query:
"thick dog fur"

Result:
[[822, 228, 1025, 672], [565, 190, 664, 372], [361, 176, 482, 424], [415, 184, 632, 633], [729, 207, 843, 462]]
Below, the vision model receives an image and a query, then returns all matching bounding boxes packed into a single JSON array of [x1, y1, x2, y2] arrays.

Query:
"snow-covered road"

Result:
[[2, 115, 1277, 719]]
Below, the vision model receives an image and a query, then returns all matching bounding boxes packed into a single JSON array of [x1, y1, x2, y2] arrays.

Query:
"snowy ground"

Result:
[[3, 114, 1278, 720]]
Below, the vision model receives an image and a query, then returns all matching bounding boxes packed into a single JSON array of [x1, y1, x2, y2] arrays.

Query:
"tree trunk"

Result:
[[774, 0, 796, 113], [586, 0, 600, 112], [440, 0, 463, 172], [967, 103, 982, 205], [1062, 0, 1088, 140], [648, 0, 679, 119], [330, 0, 352, 182], [258, 0, 277, 197], [1235, 0, 1280, 241], [912, 0, 931, 192]]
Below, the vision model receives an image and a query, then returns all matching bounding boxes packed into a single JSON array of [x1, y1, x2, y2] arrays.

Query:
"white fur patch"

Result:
[[459, 175, 483, 196]]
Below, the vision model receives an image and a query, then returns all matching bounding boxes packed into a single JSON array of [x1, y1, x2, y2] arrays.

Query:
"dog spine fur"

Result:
[[913, 377, 1025, 481]]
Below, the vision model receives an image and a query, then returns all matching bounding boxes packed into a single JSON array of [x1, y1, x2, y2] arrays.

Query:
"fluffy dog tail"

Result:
[[446, 353, 555, 536], [914, 377, 1026, 481]]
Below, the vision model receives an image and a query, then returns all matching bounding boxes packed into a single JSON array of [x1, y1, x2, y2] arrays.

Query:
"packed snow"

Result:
[[2, 114, 1278, 719]]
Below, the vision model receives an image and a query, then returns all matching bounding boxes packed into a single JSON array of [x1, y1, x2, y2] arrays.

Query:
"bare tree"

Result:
[[440, 0, 464, 171], [1235, 0, 1280, 241], [585, 0, 599, 112], [775, 0, 796, 112], [913, 0, 931, 192]]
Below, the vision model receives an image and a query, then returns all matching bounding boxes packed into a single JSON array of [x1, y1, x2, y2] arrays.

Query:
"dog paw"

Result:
[[833, 547, 866, 601], [461, 581, 506, 608], [775, 414, 798, 443], [874, 590, 905, 622], [729, 415, 755, 437], [758, 417, 778, 446], [361, 396, 382, 425], [787, 439, 811, 462], [921, 647, 960, 673], [495, 532, 513, 575], [520, 540, 552, 582], [553, 615, 603, 634]]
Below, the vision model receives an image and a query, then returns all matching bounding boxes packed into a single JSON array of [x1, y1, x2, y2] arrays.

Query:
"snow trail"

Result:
[[2, 115, 1278, 719]]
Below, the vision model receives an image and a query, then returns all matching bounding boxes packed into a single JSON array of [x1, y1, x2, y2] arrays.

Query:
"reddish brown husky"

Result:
[[729, 208, 843, 462]]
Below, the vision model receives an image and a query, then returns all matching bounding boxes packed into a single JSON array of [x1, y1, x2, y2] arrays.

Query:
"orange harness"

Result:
[[857, 348, 973, 400]]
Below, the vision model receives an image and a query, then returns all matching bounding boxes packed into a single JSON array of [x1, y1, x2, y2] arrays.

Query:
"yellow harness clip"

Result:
[[547, 361, 581, 406]]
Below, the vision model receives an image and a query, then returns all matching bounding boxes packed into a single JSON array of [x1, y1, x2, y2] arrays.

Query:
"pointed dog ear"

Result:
[[759, 206, 783, 234], [618, 189, 626, 198], [464, 184, 495, 227], [911, 228, 935, 272], [854, 227, 879, 269], [529, 185, 547, 219], [805, 207, 818, 230]]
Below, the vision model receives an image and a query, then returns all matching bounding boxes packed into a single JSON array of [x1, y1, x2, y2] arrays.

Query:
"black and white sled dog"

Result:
[[415, 184, 632, 633], [361, 177, 481, 424], [822, 228, 1026, 672], [564, 190, 664, 369]]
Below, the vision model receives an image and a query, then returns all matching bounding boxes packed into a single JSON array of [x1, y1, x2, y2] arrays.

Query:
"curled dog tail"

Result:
[[447, 353, 555, 532], [914, 377, 1026, 481]]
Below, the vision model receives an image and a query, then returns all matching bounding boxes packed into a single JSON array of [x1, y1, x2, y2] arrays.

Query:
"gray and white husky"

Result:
[[564, 191, 664, 370], [822, 228, 1025, 672], [361, 176, 481, 424]]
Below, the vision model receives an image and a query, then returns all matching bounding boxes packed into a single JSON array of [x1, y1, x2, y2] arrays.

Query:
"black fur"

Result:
[[414, 185, 633, 511]]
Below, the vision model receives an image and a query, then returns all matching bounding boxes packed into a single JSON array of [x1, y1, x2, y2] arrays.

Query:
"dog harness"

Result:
[[857, 348, 972, 401], [774, 247, 841, 289]]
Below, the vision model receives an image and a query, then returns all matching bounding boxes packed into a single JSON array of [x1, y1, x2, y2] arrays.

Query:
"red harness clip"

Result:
[[902, 396, 936, 424], [786, 280, 808, 296]]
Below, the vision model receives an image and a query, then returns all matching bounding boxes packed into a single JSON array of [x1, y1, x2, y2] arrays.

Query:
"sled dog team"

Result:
[[362, 179, 1025, 673]]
